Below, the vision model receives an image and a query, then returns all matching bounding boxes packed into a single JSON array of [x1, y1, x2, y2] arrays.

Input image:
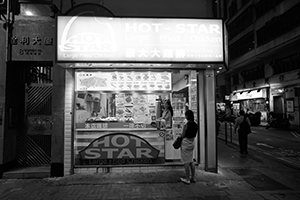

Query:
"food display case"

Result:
[[74, 70, 173, 166]]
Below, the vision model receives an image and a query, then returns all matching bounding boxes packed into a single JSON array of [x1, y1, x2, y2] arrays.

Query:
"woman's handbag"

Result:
[[173, 136, 183, 149]]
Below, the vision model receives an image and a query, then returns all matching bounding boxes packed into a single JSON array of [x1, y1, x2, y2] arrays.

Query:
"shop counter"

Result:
[[75, 128, 158, 132]]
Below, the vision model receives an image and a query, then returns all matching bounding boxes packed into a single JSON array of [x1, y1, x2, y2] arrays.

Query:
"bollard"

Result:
[[225, 122, 227, 144], [230, 123, 233, 143]]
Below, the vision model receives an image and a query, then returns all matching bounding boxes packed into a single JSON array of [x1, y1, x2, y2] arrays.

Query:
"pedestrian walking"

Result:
[[180, 110, 198, 184], [234, 110, 251, 155]]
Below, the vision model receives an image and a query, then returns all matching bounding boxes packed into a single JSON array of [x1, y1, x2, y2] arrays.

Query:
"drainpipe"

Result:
[[6, 0, 11, 62]]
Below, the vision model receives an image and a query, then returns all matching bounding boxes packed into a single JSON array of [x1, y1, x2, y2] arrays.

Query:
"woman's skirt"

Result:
[[180, 137, 195, 163]]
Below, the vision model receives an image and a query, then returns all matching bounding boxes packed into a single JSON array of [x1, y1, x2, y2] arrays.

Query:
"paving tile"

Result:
[[2, 141, 300, 200]]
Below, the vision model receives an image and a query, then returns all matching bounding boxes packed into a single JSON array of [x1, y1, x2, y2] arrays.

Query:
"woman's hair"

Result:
[[165, 100, 173, 116], [185, 110, 194, 121]]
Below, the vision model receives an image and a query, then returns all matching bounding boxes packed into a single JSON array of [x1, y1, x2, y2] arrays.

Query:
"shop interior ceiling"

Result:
[[62, 63, 226, 84], [62, 62, 226, 84], [64, 63, 225, 72]]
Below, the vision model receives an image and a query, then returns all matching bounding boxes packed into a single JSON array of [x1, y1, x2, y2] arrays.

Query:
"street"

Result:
[[1, 127, 300, 200], [219, 122, 300, 169]]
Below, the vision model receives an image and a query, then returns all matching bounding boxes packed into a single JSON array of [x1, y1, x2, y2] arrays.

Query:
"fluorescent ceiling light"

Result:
[[25, 11, 33, 16]]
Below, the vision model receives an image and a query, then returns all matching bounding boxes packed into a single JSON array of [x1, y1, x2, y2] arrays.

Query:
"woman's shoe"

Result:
[[180, 178, 190, 185], [190, 178, 196, 183]]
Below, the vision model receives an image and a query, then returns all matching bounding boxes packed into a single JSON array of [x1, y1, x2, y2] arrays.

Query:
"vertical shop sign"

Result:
[[286, 99, 294, 113]]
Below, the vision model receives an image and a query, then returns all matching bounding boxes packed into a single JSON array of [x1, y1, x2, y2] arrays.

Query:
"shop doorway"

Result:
[[273, 96, 284, 119], [19, 65, 53, 167]]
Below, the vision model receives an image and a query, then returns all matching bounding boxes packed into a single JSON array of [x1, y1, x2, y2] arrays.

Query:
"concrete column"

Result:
[[0, 23, 6, 177], [51, 64, 65, 177], [204, 69, 217, 173]]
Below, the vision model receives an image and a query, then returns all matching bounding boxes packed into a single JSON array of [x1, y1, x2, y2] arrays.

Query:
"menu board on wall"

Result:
[[76, 71, 172, 91], [115, 93, 156, 124]]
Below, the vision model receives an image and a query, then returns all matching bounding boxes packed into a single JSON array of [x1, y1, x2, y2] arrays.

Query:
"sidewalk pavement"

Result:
[[1, 139, 300, 200], [257, 121, 300, 132]]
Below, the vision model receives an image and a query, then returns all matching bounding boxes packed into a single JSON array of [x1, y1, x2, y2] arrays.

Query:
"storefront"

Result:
[[271, 86, 300, 125], [73, 70, 193, 166], [230, 88, 268, 122], [56, 16, 225, 174]]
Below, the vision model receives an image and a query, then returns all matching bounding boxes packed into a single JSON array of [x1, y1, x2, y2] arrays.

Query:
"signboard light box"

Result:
[[57, 16, 224, 63]]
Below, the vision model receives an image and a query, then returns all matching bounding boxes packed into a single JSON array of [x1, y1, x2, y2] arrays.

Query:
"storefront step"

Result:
[[2, 166, 50, 179], [74, 162, 200, 174]]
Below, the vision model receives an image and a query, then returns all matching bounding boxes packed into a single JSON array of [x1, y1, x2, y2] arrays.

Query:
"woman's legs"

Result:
[[181, 162, 191, 184], [184, 163, 190, 179]]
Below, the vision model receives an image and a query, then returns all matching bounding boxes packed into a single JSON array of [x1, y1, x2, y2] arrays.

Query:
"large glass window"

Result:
[[75, 92, 161, 129], [74, 71, 173, 130]]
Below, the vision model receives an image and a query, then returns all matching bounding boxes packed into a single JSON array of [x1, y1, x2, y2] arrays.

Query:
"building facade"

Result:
[[0, 0, 224, 177], [216, 0, 300, 126]]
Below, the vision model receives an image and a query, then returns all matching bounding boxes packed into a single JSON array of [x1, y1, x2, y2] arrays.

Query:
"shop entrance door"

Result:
[[24, 84, 52, 166], [273, 96, 284, 119], [18, 65, 53, 167]]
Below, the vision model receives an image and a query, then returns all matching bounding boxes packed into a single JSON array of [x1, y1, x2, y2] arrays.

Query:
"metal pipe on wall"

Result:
[[5, 0, 11, 62]]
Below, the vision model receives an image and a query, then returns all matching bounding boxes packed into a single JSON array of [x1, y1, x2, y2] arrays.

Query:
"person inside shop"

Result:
[[234, 110, 251, 155], [159, 99, 173, 128], [180, 110, 198, 185]]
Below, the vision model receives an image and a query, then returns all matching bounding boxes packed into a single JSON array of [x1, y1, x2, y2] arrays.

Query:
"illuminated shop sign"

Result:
[[57, 16, 224, 62], [79, 133, 160, 165], [234, 89, 266, 100], [75, 71, 172, 91]]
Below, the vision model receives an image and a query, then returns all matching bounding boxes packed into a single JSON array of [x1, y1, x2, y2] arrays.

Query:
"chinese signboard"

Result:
[[75, 71, 172, 91], [286, 99, 294, 113], [233, 89, 266, 101], [11, 17, 55, 61], [57, 16, 224, 63]]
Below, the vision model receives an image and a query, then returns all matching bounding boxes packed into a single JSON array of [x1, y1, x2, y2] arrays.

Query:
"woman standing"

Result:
[[160, 100, 173, 128], [180, 110, 198, 184]]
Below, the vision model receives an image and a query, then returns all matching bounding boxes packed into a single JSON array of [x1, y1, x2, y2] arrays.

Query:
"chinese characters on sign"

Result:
[[11, 19, 55, 61], [11, 36, 54, 56]]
